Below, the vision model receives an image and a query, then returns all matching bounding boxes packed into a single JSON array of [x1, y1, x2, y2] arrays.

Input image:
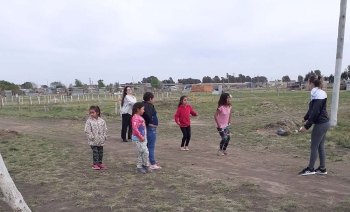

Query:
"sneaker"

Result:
[[137, 167, 146, 174], [150, 164, 162, 170], [223, 150, 229, 155], [156, 162, 162, 169], [185, 146, 189, 151], [315, 167, 327, 175], [99, 164, 107, 170], [92, 164, 100, 170], [298, 167, 315, 176], [180, 147, 186, 151], [123, 139, 128, 142], [143, 166, 153, 173], [217, 150, 225, 156]]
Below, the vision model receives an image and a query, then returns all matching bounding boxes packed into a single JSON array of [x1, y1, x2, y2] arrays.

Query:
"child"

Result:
[[84, 106, 108, 170], [174, 96, 198, 151], [214, 93, 232, 156], [142, 92, 162, 170], [132, 102, 152, 174]]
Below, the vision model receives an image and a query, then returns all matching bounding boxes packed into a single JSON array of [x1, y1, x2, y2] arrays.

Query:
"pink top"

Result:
[[132, 114, 146, 140], [216, 105, 232, 128]]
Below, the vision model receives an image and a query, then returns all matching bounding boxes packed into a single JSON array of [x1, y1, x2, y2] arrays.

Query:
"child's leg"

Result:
[[147, 127, 157, 165], [90, 146, 99, 165], [217, 128, 225, 150], [180, 127, 187, 147], [141, 140, 150, 167], [223, 128, 230, 151], [185, 126, 191, 146], [98, 146, 104, 164], [134, 141, 144, 168]]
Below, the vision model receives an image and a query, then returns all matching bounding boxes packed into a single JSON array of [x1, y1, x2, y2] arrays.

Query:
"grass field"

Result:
[[0, 89, 350, 212]]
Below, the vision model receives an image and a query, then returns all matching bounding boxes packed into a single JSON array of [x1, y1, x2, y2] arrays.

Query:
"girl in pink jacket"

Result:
[[131, 102, 152, 174]]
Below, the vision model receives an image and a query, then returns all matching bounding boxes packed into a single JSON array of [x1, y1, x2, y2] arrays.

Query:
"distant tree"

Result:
[[202, 76, 212, 83], [151, 78, 159, 89], [0, 80, 20, 93], [341, 71, 349, 80], [282, 75, 291, 82], [74, 79, 83, 87], [298, 75, 303, 82], [20, 82, 33, 89], [114, 82, 120, 88], [41, 85, 48, 89], [314, 70, 321, 77], [238, 74, 245, 83], [97, 79, 105, 88], [162, 77, 175, 84], [106, 83, 113, 92], [177, 78, 201, 84], [212, 76, 221, 83], [304, 71, 315, 82], [328, 74, 335, 83], [142, 76, 158, 83], [245, 76, 252, 82], [50, 81, 65, 88], [68, 83, 73, 88]]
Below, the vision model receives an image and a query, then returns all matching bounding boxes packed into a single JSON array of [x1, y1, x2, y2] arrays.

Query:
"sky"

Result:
[[1, 0, 350, 86]]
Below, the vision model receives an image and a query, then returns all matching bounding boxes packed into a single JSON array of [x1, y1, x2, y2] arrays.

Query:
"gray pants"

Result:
[[308, 122, 330, 169]]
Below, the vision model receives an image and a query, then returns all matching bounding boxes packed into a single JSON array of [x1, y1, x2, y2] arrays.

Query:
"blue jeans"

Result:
[[147, 126, 157, 165]]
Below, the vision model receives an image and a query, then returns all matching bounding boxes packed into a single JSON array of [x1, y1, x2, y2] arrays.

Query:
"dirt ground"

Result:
[[0, 116, 350, 212]]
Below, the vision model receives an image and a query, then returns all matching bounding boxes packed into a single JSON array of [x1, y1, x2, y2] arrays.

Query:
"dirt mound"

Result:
[[0, 129, 19, 140], [264, 118, 301, 131]]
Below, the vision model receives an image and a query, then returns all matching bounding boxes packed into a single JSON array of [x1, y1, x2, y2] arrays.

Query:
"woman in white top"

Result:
[[120, 86, 137, 142]]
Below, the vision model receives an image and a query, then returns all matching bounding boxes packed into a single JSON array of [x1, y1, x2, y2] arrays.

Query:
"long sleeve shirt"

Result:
[[84, 117, 107, 146], [174, 104, 198, 127], [121, 95, 137, 115], [142, 102, 159, 127]]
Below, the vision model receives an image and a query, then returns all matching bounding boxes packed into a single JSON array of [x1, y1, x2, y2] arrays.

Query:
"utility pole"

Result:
[[331, 0, 347, 126]]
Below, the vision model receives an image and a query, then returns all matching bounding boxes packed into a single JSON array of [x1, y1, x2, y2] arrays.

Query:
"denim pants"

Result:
[[147, 126, 157, 165]]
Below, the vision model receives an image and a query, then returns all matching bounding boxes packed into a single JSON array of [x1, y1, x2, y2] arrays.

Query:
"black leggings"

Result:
[[180, 126, 191, 147], [121, 114, 132, 140], [91, 146, 103, 165]]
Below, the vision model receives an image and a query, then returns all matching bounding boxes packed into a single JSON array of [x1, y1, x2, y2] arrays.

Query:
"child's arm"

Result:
[[132, 116, 145, 141], [103, 120, 108, 140], [228, 106, 232, 126], [84, 120, 94, 141], [214, 108, 220, 128], [189, 106, 198, 116], [174, 109, 180, 125]]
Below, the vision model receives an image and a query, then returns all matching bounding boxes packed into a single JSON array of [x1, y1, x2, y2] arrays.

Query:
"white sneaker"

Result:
[[150, 164, 161, 170]]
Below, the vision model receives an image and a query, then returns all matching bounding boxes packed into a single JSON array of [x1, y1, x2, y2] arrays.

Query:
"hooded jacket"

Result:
[[304, 88, 329, 130]]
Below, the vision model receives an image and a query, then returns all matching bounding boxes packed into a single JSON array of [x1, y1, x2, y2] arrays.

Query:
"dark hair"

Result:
[[309, 75, 323, 88], [178, 96, 187, 108], [218, 93, 231, 107], [132, 102, 144, 117], [121, 86, 131, 107], [89, 105, 101, 117], [143, 92, 154, 102]]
